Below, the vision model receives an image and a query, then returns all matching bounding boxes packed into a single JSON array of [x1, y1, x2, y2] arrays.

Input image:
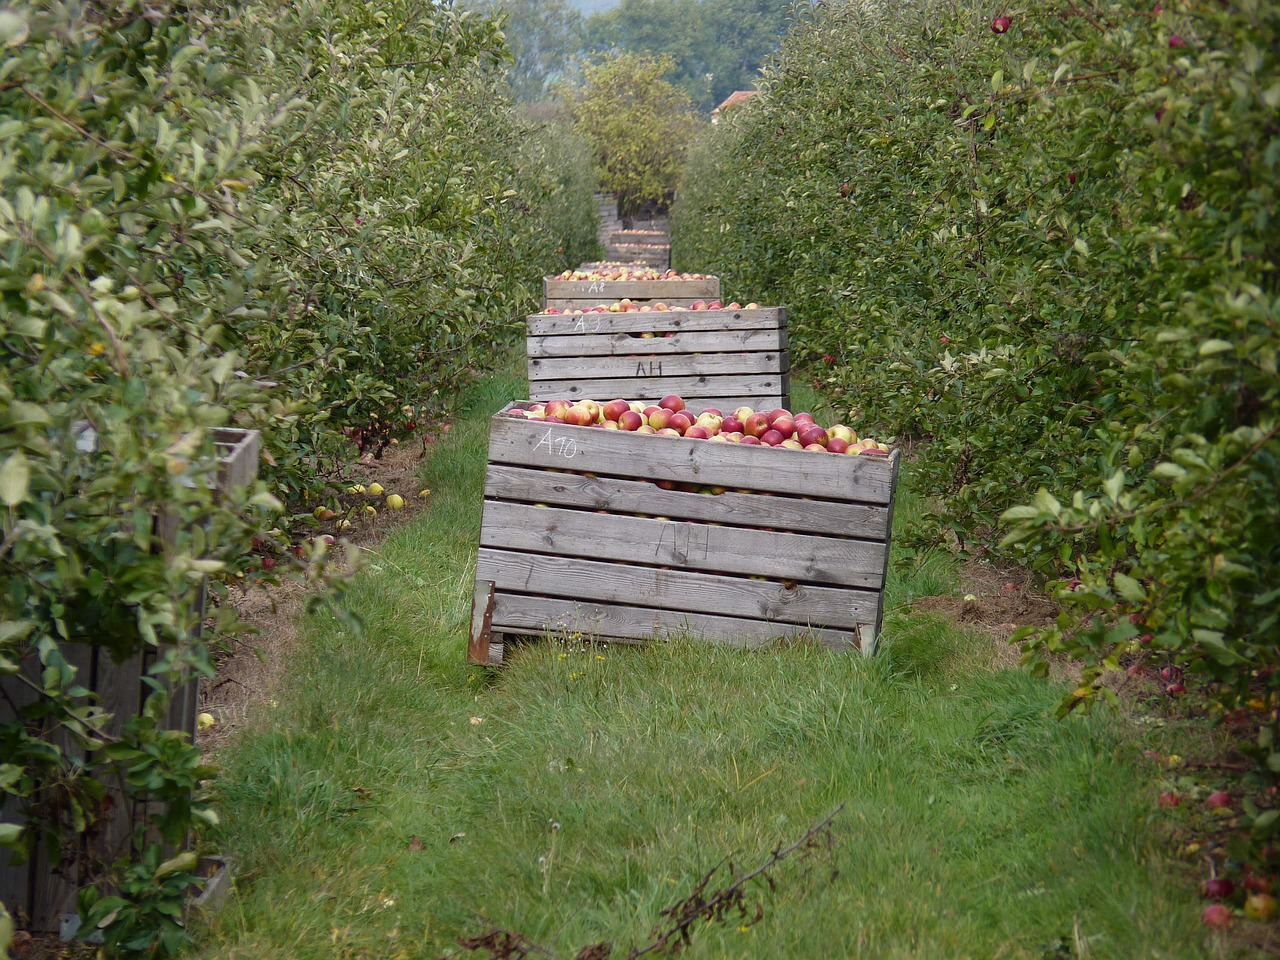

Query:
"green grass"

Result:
[[198, 363, 1217, 960]]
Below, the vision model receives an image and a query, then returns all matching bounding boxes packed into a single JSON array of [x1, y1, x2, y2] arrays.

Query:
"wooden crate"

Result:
[[470, 404, 900, 665], [527, 306, 789, 413], [543, 276, 721, 311], [0, 428, 259, 933]]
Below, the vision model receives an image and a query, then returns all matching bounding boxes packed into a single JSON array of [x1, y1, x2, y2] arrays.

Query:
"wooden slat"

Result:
[[491, 593, 857, 651], [529, 352, 787, 381], [544, 278, 721, 300], [483, 465, 891, 540], [469, 579, 496, 665], [477, 549, 879, 629], [478, 503, 886, 588], [528, 308, 784, 337], [530, 374, 787, 404], [527, 328, 786, 358], [486, 413, 899, 504], [544, 297, 707, 310]]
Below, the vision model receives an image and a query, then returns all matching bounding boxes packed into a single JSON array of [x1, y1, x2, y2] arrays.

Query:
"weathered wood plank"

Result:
[[530, 374, 787, 404], [527, 328, 786, 359], [469, 579, 496, 665], [486, 413, 899, 504], [529, 352, 787, 381], [544, 278, 721, 300], [491, 593, 857, 651], [476, 549, 880, 629], [527, 308, 784, 337], [478, 503, 886, 588], [544, 296, 707, 310], [483, 465, 891, 540]]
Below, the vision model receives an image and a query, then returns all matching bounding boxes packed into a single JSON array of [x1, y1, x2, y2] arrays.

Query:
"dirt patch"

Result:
[[197, 430, 446, 751], [912, 559, 1058, 671]]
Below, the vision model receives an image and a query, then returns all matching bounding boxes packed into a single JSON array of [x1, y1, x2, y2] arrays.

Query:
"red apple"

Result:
[[991, 15, 1011, 32], [684, 425, 711, 440], [603, 398, 631, 422], [659, 394, 686, 412], [1201, 878, 1235, 900], [720, 415, 745, 435], [1206, 791, 1232, 809], [564, 405, 594, 426], [760, 429, 785, 446], [668, 412, 693, 434], [743, 413, 770, 437], [798, 425, 829, 447], [772, 416, 796, 439], [656, 427, 681, 437], [618, 410, 643, 431], [1158, 791, 1180, 808], [764, 408, 791, 425], [545, 399, 571, 419], [793, 412, 816, 426], [780, 438, 804, 450], [646, 407, 673, 431], [739, 435, 762, 445], [804, 443, 827, 452], [1202, 904, 1233, 927], [636, 425, 657, 434], [827, 437, 850, 454]]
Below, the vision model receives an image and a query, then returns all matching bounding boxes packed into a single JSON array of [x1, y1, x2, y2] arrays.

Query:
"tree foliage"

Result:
[[468, 0, 587, 102], [586, 0, 791, 112], [673, 0, 1278, 819], [0, 0, 597, 952], [565, 53, 701, 215]]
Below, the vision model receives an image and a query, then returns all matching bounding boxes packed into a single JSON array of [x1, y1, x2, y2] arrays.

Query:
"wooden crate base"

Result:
[[470, 404, 899, 664]]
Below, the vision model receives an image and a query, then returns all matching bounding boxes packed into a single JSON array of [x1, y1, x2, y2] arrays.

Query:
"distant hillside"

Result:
[[567, 0, 619, 11]]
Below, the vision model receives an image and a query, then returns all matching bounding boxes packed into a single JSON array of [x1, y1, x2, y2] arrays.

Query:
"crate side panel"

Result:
[[491, 593, 857, 651], [485, 416, 897, 504], [527, 328, 784, 359], [529, 352, 787, 381], [483, 465, 891, 540], [477, 549, 879, 629], [478, 502, 887, 589], [527, 308, 784, 337], [531, 375, 788, 405], [544, 278, 721, 300]]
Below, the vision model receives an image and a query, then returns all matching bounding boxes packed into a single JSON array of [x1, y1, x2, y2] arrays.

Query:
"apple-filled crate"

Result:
[[469, 401, 900, 665], [527, 304, 789, 414], [544, 268, 720, 310]]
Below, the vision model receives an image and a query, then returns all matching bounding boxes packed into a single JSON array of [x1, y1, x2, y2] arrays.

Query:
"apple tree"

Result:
[[564, 53, 702, 217]]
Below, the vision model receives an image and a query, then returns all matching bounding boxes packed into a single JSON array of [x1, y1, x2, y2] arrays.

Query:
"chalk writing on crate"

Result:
[[534, 427, 579, 460]]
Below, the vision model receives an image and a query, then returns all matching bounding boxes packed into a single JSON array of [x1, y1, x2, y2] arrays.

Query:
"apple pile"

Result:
[[543, 298, 759, 315], [553, 267, 713, 282], [508, 395, 892, 456]]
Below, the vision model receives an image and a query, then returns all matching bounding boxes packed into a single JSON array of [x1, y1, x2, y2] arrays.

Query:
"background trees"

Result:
[[673, 0, 1279, 799], [564, 54, 701, 216]]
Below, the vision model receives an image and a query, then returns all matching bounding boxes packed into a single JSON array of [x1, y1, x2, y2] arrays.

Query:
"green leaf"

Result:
[[0, 453, 29, 506], [1103, 469, 1124, 502], [0, 823, 22, 847], [1114, 573, 1147, 603], [1198, 339, 1235, 357], [154, 850, 199, 879]]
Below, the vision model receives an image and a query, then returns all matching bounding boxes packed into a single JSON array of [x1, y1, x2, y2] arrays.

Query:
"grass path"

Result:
[[198, 354, 1217, 959]]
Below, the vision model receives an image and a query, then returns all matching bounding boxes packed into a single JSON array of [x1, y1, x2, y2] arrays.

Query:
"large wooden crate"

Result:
[[470, 404, 900, 665], [543, 275, 721, 311], [0, 427, 260, 933], [527, 306, 789, 413]]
